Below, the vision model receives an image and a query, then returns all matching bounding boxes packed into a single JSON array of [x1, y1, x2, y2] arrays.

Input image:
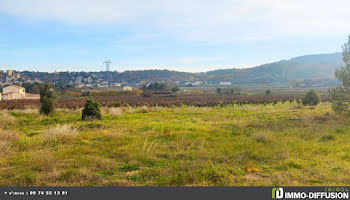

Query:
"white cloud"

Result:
[[1, 0, 350, 42]]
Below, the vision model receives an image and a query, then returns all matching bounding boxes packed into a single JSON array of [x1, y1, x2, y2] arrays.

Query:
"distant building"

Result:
[[113, 83, 121, 87], [98, 83, 108, 88], [76, 76, 83, 83], [77, 84, 85, 88], [6, 70, 14, 76], [2, 85, 40, 101], [193, 81, 203, 86], [219, 82, 232, 86], [2, 85, 25, 100], [123, 86, 133, 91]]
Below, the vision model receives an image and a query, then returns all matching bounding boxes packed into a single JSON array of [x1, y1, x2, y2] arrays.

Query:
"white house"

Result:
[[219, 82, 232, 86], [193, 81, 203, 86], [123, 86, 133, 91]]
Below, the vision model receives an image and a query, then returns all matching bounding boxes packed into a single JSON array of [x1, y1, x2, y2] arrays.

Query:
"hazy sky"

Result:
[[0, 0, 349, 72]]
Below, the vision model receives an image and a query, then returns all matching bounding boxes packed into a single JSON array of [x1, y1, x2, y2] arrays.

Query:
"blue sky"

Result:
[[0, 0, 349, 72]]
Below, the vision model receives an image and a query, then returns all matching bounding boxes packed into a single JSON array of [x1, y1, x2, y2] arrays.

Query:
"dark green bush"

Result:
[[171, 86, 180, 93], [302, 90, 320, 106], [147, 82, 167, 90], [39, 83, 57, 115], [82, 99, 102, 120], [142, 92, 152, 98]]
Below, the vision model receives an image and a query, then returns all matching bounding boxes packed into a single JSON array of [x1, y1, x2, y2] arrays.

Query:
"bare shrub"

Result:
[[0, 129, 19, 156], [142, 137, 160, 154], [108, 107, 123, 116], [0, 141, 10, 156], [171, 135, 202, 151], [140, 105, 150, 113], [0, 111, 16, 128], [150, 106, 164, 112], [12, 109, 39, 115], [0, 129, 20, 141], [251, 132, 271, 143], [42, 124, 78, 139], [125, 106, 137, 114]]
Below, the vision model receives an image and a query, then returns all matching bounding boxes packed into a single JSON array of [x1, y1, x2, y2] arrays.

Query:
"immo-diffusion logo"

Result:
[[272, 187, 349, 199], [272, 188, 284, 199]]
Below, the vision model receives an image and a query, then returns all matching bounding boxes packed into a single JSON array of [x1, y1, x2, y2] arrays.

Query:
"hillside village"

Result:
[[0, 69, 226, 92], [0, 69, 192, 89], [0, 53, 342, 91]]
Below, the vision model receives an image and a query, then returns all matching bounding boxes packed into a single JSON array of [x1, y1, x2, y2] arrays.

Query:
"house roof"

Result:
[[4, 85, 24, 89]]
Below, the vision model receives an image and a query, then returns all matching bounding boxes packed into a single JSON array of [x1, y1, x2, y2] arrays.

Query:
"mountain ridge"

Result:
[[0, 52, 344, 87]]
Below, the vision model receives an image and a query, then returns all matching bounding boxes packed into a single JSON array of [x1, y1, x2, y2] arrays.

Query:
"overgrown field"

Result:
[[0, 102, 349, 186]]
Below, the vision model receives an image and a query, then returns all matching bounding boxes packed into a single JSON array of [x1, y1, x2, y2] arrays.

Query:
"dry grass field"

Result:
[[0, 102, 349, 186]]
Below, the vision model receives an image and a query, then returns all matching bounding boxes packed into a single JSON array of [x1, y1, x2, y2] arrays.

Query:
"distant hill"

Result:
[[0, 53, 344, 87], [202, 53, 343, 85], [114, 52, 344, 86]]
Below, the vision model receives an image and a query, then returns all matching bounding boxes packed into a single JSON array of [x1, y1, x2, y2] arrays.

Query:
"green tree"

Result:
[[141, 85, 148, 92], [265, 89, 271, 96], [22, 82, 40, 94], [302, 90, 320, 106], [329, 36, 350, 114], [171, 86, 180, 93], [147, 82, 167, 90], [216, 88, 222, 94], [39, 83, 58, 115], [82, 99, 102, 120]]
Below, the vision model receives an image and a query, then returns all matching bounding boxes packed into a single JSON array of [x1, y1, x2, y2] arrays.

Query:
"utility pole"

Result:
[[103, 60, 111, 89]]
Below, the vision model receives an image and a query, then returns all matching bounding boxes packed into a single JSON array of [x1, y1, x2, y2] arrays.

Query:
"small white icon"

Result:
[[276, 188, 284, 199]]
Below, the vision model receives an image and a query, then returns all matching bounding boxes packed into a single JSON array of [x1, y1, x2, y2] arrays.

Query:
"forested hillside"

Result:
[[202, 53, 343, 85]]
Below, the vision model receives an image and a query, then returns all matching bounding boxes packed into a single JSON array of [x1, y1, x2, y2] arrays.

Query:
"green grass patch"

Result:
[[0, 103, 349, 186], [119, 164, 139, 172]]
